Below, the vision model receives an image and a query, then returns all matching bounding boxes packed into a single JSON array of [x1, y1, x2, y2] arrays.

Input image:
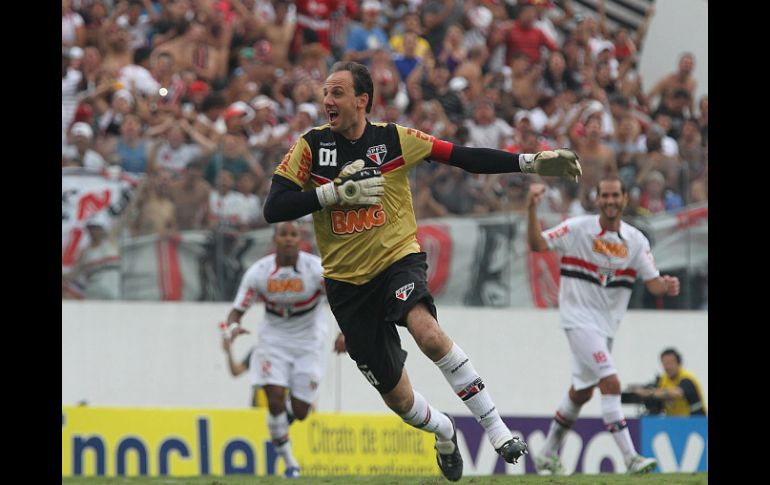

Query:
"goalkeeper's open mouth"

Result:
[[327, 108, 339, 126]]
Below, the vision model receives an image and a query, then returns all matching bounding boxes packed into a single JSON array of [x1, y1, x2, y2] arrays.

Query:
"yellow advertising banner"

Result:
[[62, 407, 439, 477]]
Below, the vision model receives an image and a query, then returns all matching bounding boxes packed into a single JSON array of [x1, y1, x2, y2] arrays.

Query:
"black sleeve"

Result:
[[444, 145, 524, 174], [678, 378, 705, 415], [263, 174, 323, 223]]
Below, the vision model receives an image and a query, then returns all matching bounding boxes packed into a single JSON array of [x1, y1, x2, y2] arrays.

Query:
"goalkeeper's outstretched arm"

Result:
[[264, 174, 323, 223], [429, 139, 582, 182]]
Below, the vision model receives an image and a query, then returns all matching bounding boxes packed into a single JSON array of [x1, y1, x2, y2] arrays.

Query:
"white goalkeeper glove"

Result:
[[315, 159, 385, 207], [518, 148, 583, 182]]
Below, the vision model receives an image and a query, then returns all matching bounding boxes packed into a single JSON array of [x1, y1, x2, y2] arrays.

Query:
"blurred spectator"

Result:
[[149, 118, 217, 175], [169, 159, 212, 231], [540, 51, 581, 96], [437, 24, 466, 75], [117, 0, 156, 50], [652, 88, 690, 139], [62, 212, 121, 300], [195, 92, 228, 140], [412, 167, 450, 219], [102, 21, 135, 72], [697, 95, 708, 144], [127, 168, 178, 237], [678, 118, 706, 180], [637, 170, 676, 216], [84, 1, 111, 50], [62, 0, 87, 48], [118, 46, 160, 97], [209, 169, 250, 232], [647, 52, 697, 116], [390, 11, 432, 59], [261, 0, 297, 71], [369, 49, 401, 108], [419, 61, 466, 123], [505, 3, 558, 65], [63, 122, 106, 171], [104, 113, 153, 174], [222, 101, 256, 136], [393, 32, 423, 84], [510, 53, 542, 110], [63, 50, 86, 143], [422, 0, 463, 58], [462, 3, 493, 50], [292, 0, 341, 59], [151, 52, 187, 109], [204, 132, 262, 186], [97, 88, 136, 137], [464, 100, 514, 149], [634, 124, 681, 193], [608, 114, 643, 189], [235, 170, 263, 228], [532, 0, 575, 46], [152, 21, 229, 82], [344, 0, 390, 64], [453, 45, 487, 103], [431, 166, 476, 215], [567, 111, 617, 209], [271, 103, 320, 151]]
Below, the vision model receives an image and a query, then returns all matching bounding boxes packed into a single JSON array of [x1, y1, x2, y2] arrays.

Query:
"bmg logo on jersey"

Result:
[[592, 238, 628, 258], [366, 144, 387, 165], [330, 204, 386, 234]]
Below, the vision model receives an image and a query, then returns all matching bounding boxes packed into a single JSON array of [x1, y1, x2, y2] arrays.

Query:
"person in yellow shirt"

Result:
[[631, 348, 706, 416]]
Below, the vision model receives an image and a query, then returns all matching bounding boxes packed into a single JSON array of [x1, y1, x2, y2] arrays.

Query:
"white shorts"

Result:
[[249, 340, 327, 404], [565, 326, 617, 391]]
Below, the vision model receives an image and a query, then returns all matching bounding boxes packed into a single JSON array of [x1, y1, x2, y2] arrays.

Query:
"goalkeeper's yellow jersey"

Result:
[[274, 121, 452, 284]]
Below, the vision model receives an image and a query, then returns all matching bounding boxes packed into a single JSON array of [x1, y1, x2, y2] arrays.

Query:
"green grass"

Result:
[[62, 473, 708, 484]]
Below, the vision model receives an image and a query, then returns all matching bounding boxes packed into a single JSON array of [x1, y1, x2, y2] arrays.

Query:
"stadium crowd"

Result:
[[62, 0, 707, 302]]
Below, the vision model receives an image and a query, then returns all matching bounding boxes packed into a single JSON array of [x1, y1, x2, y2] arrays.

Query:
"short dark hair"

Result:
[[661, 348, 682, 364], [329, 61, 374, 113], [596, 176, 627, 195]]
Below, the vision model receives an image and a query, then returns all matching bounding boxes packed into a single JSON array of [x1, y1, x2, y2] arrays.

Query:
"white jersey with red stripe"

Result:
[[542, 215, 660, 338], [233, 250, 327, 349]]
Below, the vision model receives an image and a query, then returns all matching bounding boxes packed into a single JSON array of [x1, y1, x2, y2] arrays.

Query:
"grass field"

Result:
[[62, 473, 708, 484]]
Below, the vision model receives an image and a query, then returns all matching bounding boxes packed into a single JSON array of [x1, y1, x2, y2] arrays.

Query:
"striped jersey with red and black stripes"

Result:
[[541, 215, 660, 338], [232, 250, 327, 348]]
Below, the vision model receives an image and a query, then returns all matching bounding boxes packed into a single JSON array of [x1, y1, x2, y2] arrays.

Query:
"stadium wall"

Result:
[[62, 302, 707, 418]]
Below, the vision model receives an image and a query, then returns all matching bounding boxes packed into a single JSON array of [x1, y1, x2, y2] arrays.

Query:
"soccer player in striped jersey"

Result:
[[527, 178, 680, 475], [258, 61, 582, 481], [223, 220, 329, 478]]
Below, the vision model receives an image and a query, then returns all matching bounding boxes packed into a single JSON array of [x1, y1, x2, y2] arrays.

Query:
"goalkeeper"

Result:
[[259, 61, 582, 482]]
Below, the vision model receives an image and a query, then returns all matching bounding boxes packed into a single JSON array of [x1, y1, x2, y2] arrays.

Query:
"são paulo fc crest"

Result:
[[366, 144, 387, 165], [395, 282, 415, 301]]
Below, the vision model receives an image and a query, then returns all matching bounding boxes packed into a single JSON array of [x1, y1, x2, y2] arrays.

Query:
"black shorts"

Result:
[[325, 252, 437, 394]]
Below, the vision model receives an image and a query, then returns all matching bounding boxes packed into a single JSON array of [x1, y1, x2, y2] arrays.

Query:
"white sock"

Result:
[[601, 394, 636, 463], [268, 412, 299, 469], [398, 389, 454, 442], [435, 343, 512, 449], [541, 392, 582, 457]]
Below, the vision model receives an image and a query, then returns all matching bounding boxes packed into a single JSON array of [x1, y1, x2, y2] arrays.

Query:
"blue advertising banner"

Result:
[[640, 416, 708, 472], [454, 416, 640, 475]]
